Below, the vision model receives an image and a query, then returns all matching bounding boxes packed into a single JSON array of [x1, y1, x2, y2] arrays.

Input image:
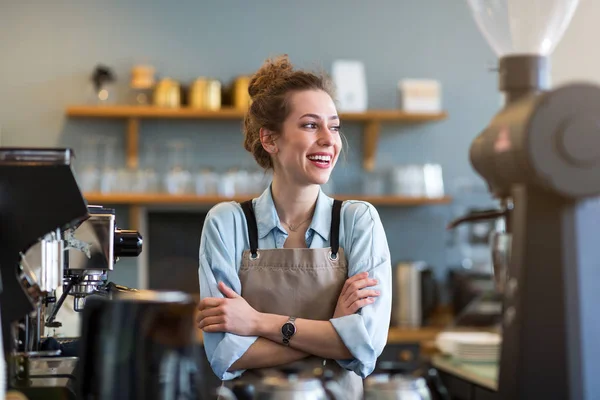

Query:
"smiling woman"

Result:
[[197, 55, 392, 400]]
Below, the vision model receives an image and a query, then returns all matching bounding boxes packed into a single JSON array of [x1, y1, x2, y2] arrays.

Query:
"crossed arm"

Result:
[[197, 273, 379, 371]]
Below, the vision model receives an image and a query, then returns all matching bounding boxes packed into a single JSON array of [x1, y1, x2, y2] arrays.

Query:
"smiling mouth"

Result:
[[307, 154, 332, 168]]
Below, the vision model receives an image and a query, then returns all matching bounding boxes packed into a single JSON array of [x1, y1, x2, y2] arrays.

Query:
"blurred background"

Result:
[[0, 0, 592, 312]]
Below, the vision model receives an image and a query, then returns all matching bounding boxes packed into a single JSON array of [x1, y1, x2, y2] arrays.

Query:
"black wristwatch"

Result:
[[281, 316, 297, 345]]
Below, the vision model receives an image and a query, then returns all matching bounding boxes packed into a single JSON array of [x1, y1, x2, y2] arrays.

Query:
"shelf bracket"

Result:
[[129, 204, 141, 232], [363, 120, 381, 171], [127, 118, 140, 169]]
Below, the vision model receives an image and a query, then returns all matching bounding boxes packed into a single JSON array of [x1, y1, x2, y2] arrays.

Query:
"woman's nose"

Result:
[[317, 127, 335, 146]]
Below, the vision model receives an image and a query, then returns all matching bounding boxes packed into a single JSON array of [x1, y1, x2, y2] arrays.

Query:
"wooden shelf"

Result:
[[67, 105, 248, 119], [83, 192, 452, 206], [66, 105, 447, 171], [66, 105, 446, 122]]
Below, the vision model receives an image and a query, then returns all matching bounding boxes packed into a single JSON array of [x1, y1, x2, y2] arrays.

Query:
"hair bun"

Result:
[[248, 54, 294, 99]]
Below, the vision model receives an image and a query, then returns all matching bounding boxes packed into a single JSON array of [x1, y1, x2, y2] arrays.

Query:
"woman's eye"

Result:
[[330, 125, 341, 133], [303, 122, 318, 129]]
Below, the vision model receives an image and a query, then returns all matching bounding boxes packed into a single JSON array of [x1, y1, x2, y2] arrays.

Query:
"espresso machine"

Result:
[[0, 148, 89, 395], [20, 204, 142, 350], [462, 0, 600, 398], [0, 147, 144, 398], [15, 204, 142, 394]]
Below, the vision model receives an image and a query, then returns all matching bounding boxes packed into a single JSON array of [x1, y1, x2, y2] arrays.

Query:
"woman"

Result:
[[197, 55, 392, 399]]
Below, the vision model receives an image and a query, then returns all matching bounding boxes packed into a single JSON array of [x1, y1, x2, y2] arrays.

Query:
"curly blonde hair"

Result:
[[243, 55, 336, 169]]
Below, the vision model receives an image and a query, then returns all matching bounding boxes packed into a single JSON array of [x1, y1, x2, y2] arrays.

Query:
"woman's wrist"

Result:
[[257, 313, 288, 341]]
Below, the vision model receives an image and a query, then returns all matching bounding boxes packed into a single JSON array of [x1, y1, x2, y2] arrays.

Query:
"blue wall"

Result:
[[0, 0, 500, 289]]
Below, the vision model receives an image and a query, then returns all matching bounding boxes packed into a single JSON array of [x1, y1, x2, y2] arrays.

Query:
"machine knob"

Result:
[[114, 229, 143, 257]]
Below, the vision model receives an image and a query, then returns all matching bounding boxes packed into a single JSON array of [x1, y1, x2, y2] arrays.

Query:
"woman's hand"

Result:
[[196, 282, 261, 336], [333, 272, 380, 318]]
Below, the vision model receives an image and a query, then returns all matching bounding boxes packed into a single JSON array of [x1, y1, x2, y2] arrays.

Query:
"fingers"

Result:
[[343, 289, 380, 307], [202, 324, 227, 333], [198, 315, 225, 330], [196, 304, 225, 326], [197, 306, 223, 320], [218, 282, 240, 299], [342, 277, 378, 302], [348, 297, 376, 314], [340, 272, 369, 297], [198, 297, 226, 310]]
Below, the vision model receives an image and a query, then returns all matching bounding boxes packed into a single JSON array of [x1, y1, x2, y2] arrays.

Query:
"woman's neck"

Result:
[[270, 174, 320, 228]]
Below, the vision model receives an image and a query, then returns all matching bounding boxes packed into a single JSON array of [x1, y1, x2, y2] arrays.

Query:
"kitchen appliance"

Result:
[[465, 0, 600, 398], [130, 65, 156, 105], [0, 147, 145, 399], [216, 364, 346, 400], [16, 204, 140, 336], [76, 290, 205, 400], [364, 362, 448, 400], [364, 375, 432, 400], [392, 262, 438, 328], [446, 206, 507, 329], [446, 269, 502, 328], [447, 206, 510, 294], [14, 204, 142, 399], [0, 147, 89, 394], [22, 205, 142, 315]]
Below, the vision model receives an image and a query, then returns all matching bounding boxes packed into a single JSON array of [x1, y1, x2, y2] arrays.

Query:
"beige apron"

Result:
[[226, 199, 364, 399]]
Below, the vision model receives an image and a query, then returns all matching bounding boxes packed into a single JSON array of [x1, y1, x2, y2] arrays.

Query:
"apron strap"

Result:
[[330, 199, 343, 258], [240, 200, 259, 257], [241, 198, 343, 258]]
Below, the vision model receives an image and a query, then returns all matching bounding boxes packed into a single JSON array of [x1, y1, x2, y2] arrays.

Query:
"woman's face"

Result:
[[271, 89, 342, 186]]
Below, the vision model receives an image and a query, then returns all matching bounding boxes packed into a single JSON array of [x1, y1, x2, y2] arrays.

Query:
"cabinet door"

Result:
[[473, 386, 501, 400], [437, 370, 472, 400], [147, 211, 208, 294]]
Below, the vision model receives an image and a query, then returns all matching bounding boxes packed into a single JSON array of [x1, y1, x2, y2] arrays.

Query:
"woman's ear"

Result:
[[260, 127, 278, 154]]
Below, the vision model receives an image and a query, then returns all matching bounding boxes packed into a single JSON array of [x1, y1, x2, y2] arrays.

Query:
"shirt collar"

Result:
[[253, 185, 333, 241], [308, 188, 333, 241]]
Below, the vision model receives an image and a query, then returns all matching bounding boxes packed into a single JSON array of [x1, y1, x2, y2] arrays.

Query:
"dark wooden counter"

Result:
[[433, 355, 500, 400]]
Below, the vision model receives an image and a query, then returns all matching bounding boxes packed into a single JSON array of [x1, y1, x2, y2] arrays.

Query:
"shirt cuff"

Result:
[[329, 314, 376, 378], [210, 333, 258, 380]]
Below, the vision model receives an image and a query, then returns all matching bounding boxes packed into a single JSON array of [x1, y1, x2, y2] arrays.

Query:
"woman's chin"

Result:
[[310, 175, 331, 186]]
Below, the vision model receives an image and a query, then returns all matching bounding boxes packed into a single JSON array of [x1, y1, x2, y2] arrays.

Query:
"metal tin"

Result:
[[153, 78, 180, 108], [233, 76, 252, 110], [189, 78, 221, 110]]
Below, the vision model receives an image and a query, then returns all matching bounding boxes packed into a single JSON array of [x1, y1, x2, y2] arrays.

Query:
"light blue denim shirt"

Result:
[[198, 186, 392, 380]]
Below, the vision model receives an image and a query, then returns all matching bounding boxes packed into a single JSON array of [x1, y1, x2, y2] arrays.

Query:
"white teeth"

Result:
[[308, 155, 331, 162]]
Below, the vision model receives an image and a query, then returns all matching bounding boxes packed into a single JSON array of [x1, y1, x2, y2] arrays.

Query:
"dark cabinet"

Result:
[[147, 211, 208, 294], [437, 369, 500, 400]]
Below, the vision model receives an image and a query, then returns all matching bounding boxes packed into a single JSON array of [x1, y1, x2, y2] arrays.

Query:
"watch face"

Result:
[[281, 322, 296, 337]]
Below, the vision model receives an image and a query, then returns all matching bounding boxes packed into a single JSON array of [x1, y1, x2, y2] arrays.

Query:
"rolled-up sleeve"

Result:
[[329, 202, 392, 378], [198, 203, 258, 380]]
